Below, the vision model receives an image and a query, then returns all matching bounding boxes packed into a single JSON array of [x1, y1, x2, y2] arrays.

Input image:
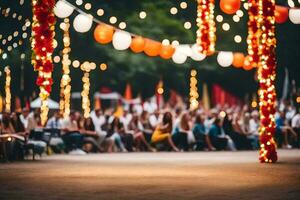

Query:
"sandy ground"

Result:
[[0, 150, 300, 200]]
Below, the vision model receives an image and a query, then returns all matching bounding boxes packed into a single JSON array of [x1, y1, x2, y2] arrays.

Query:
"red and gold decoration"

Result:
[[257, 0, 278, 163], [59, 18, 72, 119], [4, 66, 11, 113], [196, 0, 216, 56], [246, 0, 260, 69], [31, 0, 56, 125], [220, 0, 241, 15], [189, 69, 199, 110]]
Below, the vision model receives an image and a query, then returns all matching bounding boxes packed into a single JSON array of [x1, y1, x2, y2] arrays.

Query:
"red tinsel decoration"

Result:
[[246, 0, 260, 68], [196, 0, 216, 55], [256, 0, 278, 163], [31, 0, 56, 124]]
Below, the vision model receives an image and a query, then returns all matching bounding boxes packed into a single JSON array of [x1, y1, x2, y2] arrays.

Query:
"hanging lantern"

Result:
[[217, 51, 233, 67], [289, 8, 300, 24], [232, 53, 245, 68], [112, 31, 132, 50], [130, 36, 145, 53], [196, 0, 216, 55], [144, 39, 162, 57], [73, 14, 93, 33], [172, 47, 188, 64], [275, 5, 289, 24], [160, 45, 175, 59], [54, 0, 74, 18], [220, 0, 241, 15], [94, 24, 114, 44], [190, 44, 206, 61]]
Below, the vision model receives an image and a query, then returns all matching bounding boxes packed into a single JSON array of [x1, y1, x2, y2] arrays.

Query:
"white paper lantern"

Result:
[[172, 47, 188, 64], [73, 14, 93, 33], [177, 45, 192, 57], [54, 0, 74, 18], [112, 31, 132, 50], [289, 9, 300, 24], [190, 44, 206, 61], [217, 51, 233, 67]]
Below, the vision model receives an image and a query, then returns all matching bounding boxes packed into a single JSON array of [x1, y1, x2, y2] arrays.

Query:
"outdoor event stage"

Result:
[[0, 150, 299, 200]]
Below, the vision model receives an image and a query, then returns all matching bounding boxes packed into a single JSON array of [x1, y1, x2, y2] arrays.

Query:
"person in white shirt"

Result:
[[19, 108, 30, 130], [46, 112, 64, 152]]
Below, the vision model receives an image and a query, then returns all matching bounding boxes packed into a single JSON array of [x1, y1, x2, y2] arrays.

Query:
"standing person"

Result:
[[151, 112, 179, 152], [61, 111, 86, 154]]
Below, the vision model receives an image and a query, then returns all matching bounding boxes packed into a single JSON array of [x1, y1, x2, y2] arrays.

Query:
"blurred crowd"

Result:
[[0, 101, 299, 160]]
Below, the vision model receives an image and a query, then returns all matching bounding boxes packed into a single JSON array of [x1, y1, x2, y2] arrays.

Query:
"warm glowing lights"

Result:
[[233, 15, 240, 22], [72, 60, 80, 68], [109, 16, 117, 24], [189, 69, 199, 110], [31, 0, 56, 125], [184, 21, 192, 29], [251, 101, 257, 108], [100, 63, 107, 71], [296, 96, 300, 103], [180, 2, 188, 9], [82, 72, 91, 118], [256, 0, 278, 163], [4, 66, 11, 112], [196, 0, 216, 55], [139, 11, 147, 19], [216, 15, 223, 22], [222, 23, 230, 31], [97, 9, 104, 16], [234, 35, 242, 43], [59, 18, 72, 119], [84, 3, 91, 10], [170, 7, 178, 15], [119, 22, 126, 29]]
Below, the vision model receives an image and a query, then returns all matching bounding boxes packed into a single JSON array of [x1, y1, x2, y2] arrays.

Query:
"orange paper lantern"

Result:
[[144, 39, 162, 57], [94, 24, 114, 44], [232, 53, 245, 68], [275, 6, 289, 24], [243, 55, 255, 71], [159, 45, 175, 59], [220, 0, 241, 15], [130, 36, 145, 53]]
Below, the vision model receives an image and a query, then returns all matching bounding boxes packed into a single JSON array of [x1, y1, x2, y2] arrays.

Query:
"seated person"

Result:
[[193, 114, 215, 151], [61, 111, 85, 154], [151, 112, 179, 152], [46, 111, 64, 153]]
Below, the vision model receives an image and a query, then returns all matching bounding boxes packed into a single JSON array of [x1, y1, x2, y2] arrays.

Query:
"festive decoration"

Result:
[[189, 69, 199, 110], [130, 36, 145, 53], [31, 0, 56, 125], [190, 44, 206, 61], [220, 0, 241, 15], [144, 39, 162, 57], [275, 5, 289, 24], [246, 0, 260, 68], [196, 0, 216, 55], [160, 44, 175, 59], [124, 83, 133, 100], [232, 52, 245, 68], [73, 14, 93, 33], [94, 24, 114, 44], [243, 55, 254, 70], [59, 18, 72, 119], [289, 8, 300, 24], [82, 72, 91, 118], [4, 67, 11, 113], [257, 0, 278, 163], [112, 30, 132, 50], [217, 51, 233, 67], [54, 0, 74, 19], [172, 46, 188, 64]]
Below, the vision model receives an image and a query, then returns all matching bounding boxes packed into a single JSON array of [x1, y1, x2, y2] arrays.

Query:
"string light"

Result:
[[189, 69, 199, 110], [31, 0, 56, 125], [80, 62, 94, 118], [139, 11, 147, 19], [257, 0, 278, 163], [196, 0, 216, 55], [4, 66, 11, 113], [59, 18, 72, 119]]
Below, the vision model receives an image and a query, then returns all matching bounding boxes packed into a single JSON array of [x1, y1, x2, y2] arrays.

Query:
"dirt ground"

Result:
[[0, 150, 300, 200]]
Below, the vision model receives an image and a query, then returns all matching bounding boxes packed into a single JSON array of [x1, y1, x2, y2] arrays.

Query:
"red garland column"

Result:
[[31, 0, 56, 125], [257, 0, 277, 163], [246, 0, 260, 67], [196, 0, 216, 56]]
